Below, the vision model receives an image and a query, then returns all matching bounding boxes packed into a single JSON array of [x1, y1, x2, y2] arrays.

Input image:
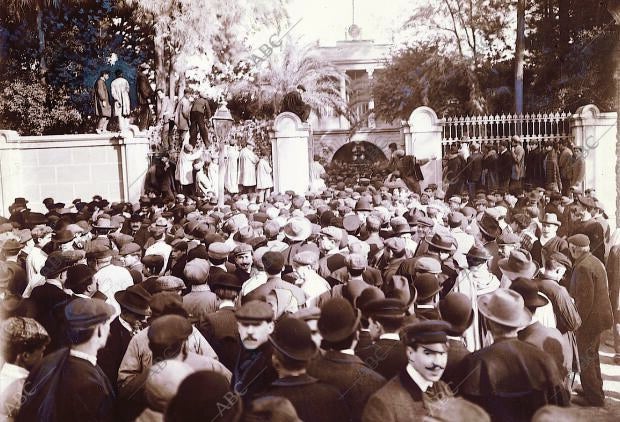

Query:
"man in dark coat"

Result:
[[496, 140, 513, 193], [17, 298, 117, 422], [568, 234, 613, 406], [232, 300, 278, 402], [94, 69, 111, 133], [467, 142, 484, 198], [570, 196, 606, 263], [438, 292, 472, 389], [189, 91, 211, 147], [97, 285, 151, 390], [280, 84, 311, 121], [136, 63, 154, 131], [308, 297, 386, 421], [607, 242, 620, 364], [258, 317, 350, 422], [455, 289, 569, 421], [198, 272, 242, 371], [362, 320, 454, 422]]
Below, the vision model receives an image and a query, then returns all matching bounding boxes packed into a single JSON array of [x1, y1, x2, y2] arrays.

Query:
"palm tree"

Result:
[[230, 40, 347, 120], [4, 0, 64, 83]]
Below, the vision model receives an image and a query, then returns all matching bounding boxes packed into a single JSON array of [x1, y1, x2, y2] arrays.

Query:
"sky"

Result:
[[286, 0, 411, 46]]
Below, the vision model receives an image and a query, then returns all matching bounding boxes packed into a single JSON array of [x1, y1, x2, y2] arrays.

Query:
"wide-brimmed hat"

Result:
[[477, 288, 532, 328], [439, 292, 474, 336], [92, 217, 117, 231], [478, 213, 501, 239], [509, 277, 549, 309], [540, 213, 561, 226], [390, 217, 411, 235], [283, 217, 312, 242], [318, 297, 361, 342], [427, 232, 457, 251], [414, 273, 441, 301], [114, 284, 151, 316], [269, 317, 317, 361], [498, 249, 538, 280]]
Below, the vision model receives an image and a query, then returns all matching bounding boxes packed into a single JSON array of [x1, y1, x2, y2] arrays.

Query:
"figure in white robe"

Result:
[[238, 144, 259, 190], [111, 72, 131, 131], [224, 143, 239, 194], [175, 142, 203, 189], [309, 160, 327, 193], [256, 157, 273, 202]]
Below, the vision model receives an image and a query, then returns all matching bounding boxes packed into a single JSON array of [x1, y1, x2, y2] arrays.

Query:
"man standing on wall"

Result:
[[94, 70, 111, 134], [189, 90, 211, 147], [111, 69, 131, 132], [136, 63, 154, 132]]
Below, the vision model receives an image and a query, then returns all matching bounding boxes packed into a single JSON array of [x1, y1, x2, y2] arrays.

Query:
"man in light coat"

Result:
[[111, 69, 131, 132], [511, 136, 525, 190], [238, 141, 259, 194]]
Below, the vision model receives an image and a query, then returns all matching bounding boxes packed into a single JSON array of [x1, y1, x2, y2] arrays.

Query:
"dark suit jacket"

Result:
[[232, 343, 278, 401], [570, 252, 613, 333], [456, 338, 569, 422], [207, 263, 237, 288], [28, 283, 71, 353], [136, 72, 153, 105], [355, 337, 407, 380], [467, 152, 483, 182], [258, 374, 350, 422], [362, 370, 452, 422], [308, 350, 386, 421], [197, 307, 240, 371], [98, 317, 133, 391], [497, 149, 513, 181], [442, 338, 470, 390]]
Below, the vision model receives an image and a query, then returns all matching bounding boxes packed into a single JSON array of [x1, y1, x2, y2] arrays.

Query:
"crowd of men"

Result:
[[0, 144, 617, 421]]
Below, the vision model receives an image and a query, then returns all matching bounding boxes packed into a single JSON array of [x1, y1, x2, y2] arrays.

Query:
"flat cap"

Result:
[[384, 237, 405, 253], [149, 292, 186, 317], [567, 234, 589, 247], [153, 276, 186, 292], [345, 253, 367, 270], [320, 226, 343, 242], [148, 314, 192, 346], [497, 232, 520, 245], [119, 242, 141, 256], [447, 212, 464, 227], [293, 307, 321, 321], [65, 298, 115, 329], [40, 251, 75, 278], [183, 258, 210, 285], [417, 216, 434, 227], [401, 320, 451, 345], [0, 317, 49, 346], [232, 243, 253, 257], [547, 252, 572, 268], [85, 243, 113, 259], [415, 257, 442, 274], [235, 300, 273, 322], [293, 250, 318, 266], [142, 254, 164, 268], [208, 242, 231, 260]]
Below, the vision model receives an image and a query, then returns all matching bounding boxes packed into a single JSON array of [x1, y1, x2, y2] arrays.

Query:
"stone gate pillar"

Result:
[[571, 104, 618, 224], [403, 106, 443, 190], [270, 112, 311, 194]]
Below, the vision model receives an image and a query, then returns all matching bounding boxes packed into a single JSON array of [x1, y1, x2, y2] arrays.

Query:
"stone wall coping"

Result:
[[0, 128, 149, 150]]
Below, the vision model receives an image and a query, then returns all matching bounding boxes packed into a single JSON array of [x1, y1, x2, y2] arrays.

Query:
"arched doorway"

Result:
[[331, 141, 387, 164]]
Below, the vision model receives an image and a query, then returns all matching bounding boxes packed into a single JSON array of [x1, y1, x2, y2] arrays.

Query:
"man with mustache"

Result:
[[362, 320, 453, 422], [232, 300, 278, 403]]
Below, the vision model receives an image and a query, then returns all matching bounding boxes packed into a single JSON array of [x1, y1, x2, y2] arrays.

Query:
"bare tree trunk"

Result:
[[515, 0, 526, 114], [36, 5, 47, 84], [558, 0, 570, 84], [154, 27, 166, 91]]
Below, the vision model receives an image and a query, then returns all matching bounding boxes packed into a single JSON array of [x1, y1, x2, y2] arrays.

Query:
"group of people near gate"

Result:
[[0, 144, 617, 421]]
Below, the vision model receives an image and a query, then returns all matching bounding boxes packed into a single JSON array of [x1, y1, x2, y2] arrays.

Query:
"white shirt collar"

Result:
[[219, 299, 235, 309], [379, 332, 401, 341], [191, 284, 212, 293], [340, 349, 355, 355], [119, 317, 133, 333], [70, 349, 97, 366], [406, 363, 433, 393], [0, 363, 29, 381]]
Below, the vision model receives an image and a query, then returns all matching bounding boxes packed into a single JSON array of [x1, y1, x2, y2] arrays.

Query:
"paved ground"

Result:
[[566, 330, 620, 420]]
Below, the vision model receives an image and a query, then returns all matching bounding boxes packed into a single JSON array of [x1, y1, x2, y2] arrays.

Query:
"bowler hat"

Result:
[[465, 244, 492, 260], [269, 317, 317, 361], [65, 264, 95, 291], [318, 297, 361, 342], [52, 230, 74, 244], [356, 286, 385, 312], [115, 284, 152, 316], [414, 273, 441, 301], [498, 249, 538, 280], [354, 197, 373, 212], [477, 288, 532, 328], [439, 292, 474, 335], [510, 277, 549, 308], [364, 298, 406, 319]]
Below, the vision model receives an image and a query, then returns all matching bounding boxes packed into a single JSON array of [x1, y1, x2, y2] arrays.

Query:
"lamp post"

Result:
[[211, 102, 234, 208]]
